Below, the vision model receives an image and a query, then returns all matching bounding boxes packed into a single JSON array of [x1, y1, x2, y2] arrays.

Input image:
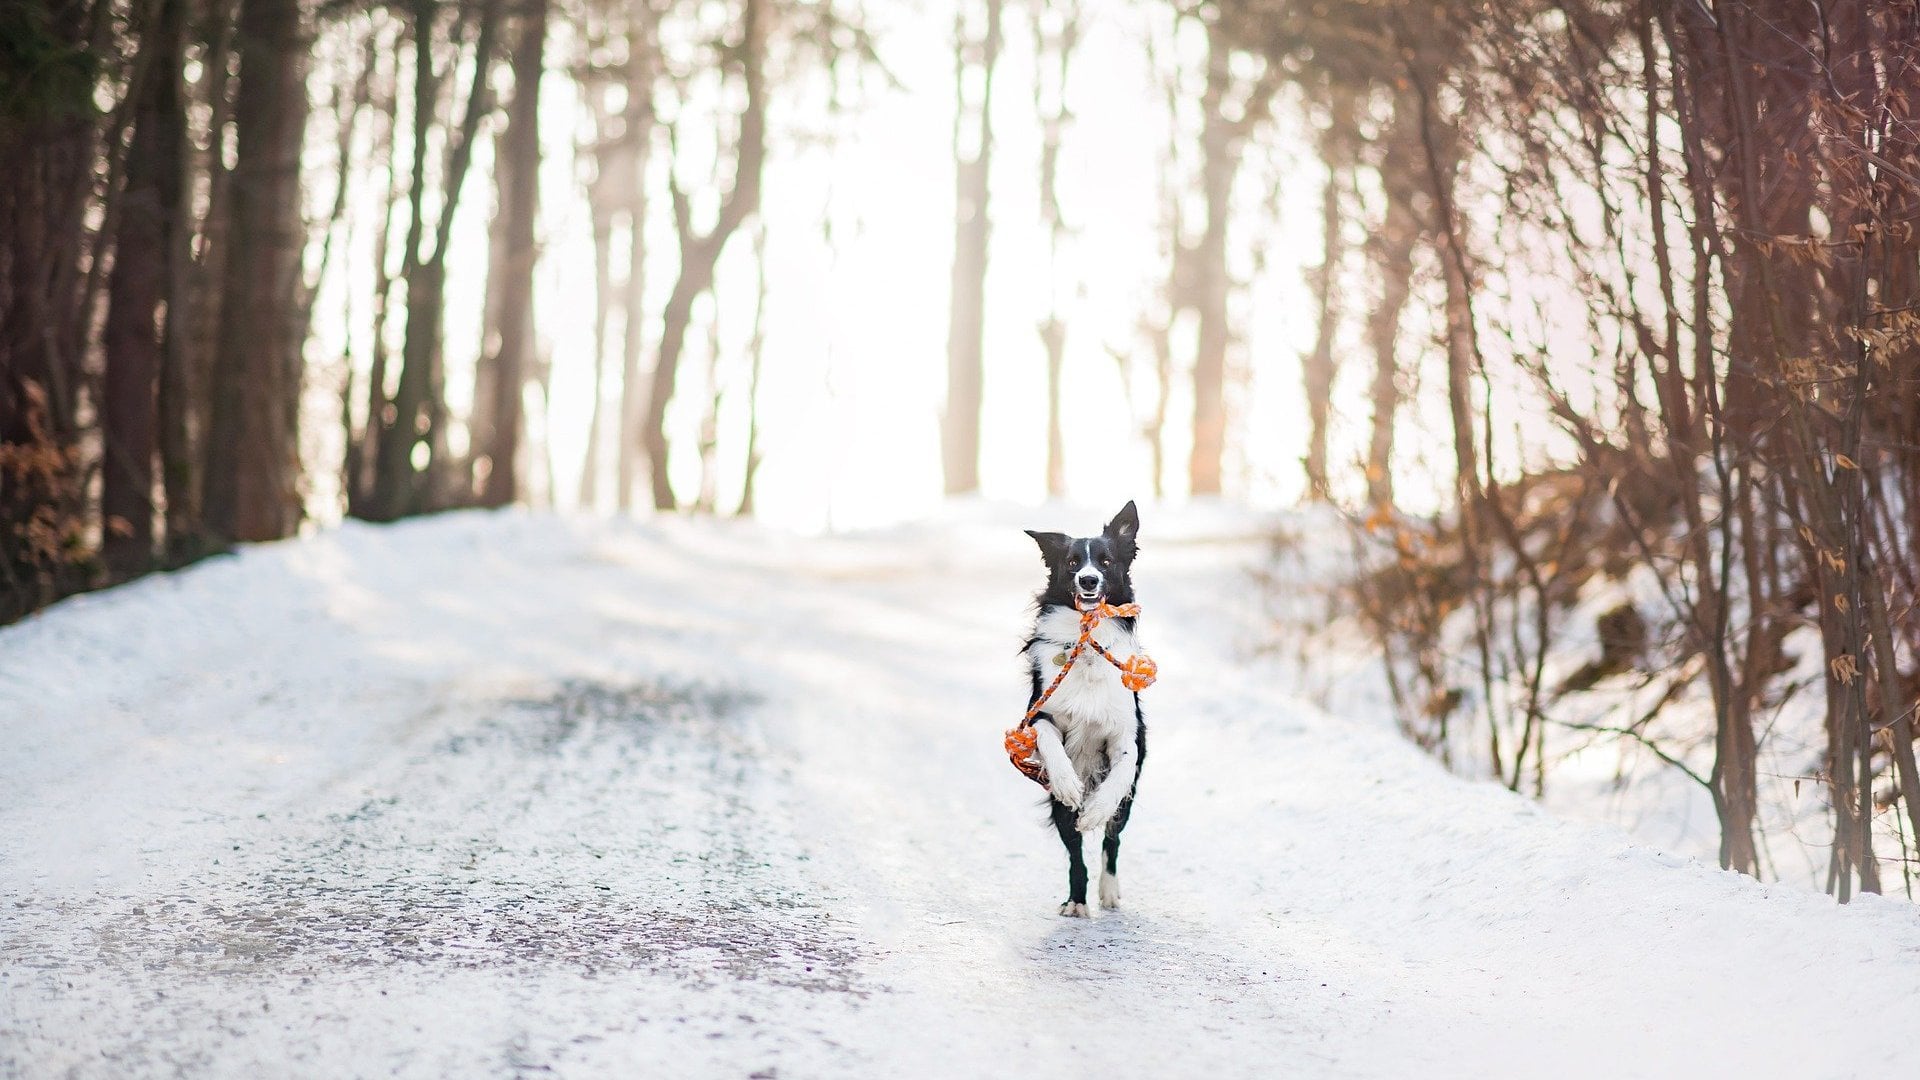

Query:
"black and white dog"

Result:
[[1022, 501, 1146, 917]]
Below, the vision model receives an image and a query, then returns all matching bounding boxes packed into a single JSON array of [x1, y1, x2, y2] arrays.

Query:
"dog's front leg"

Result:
[[1076, 734, 1137, 833], [1031, 717, 1083, 809]]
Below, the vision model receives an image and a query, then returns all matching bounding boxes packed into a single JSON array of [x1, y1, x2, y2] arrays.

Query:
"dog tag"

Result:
[[1051, 652, 1068, 667]]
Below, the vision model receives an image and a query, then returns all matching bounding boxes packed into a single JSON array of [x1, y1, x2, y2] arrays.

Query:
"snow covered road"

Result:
[[5, 508, 1920, 1077]]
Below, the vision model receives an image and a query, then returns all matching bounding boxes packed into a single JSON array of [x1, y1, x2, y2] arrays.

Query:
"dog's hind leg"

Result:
[[1051, 799, 1089, 916], [1099, 796, 1131, 909], [1100, 711, 1143, 910], [1075, 734, 1136, 834]]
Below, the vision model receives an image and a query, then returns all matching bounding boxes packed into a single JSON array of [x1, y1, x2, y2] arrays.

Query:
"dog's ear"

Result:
[[1025, 530, 1071, 566], [1104, 501, 1139, 555]]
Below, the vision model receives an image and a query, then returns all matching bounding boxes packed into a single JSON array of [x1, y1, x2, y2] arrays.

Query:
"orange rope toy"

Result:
[[1006, 601, 1158, 788]]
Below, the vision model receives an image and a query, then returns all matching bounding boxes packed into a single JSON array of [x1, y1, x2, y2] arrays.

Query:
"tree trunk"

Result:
[[643, 0, 764, 512], [346, 48, 403, 519], [579, 206, 612, 508], [1148, 325, 1171, 500], [103, 0, 187, 577], [369, 0, 497, 520], [1302, 93, 1352, 503], [468, 132, 507, 499], [377, 256, 443, 514], [941, 0, 1003, 497], [1041, 318, 1066, 495], [613, 12, 655, 514], [615, 217, 647, 510], [694, 308, 723, 514], [0, 0, 96, 618], [645, 269, 704, 511], [1033, 0, 1076, 498], [737, 223, 768, 517], [1188, 18, 1237, 497], [1364, 117, 1417, 510], [1404, 60, 1481, 512], [204, 0, 311, 543], [166, 0, 237, 560], [481, 0, 544, 509]]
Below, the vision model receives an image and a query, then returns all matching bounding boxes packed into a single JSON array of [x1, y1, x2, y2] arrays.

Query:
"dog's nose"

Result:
[[1076, 573, 1101, 592]]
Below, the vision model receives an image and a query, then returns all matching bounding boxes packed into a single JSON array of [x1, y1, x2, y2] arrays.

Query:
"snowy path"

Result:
[[5, 509, 1920, 1077]]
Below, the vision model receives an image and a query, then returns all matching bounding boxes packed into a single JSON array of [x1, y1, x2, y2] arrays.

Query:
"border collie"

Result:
[[1022, 501, 1146, 917]]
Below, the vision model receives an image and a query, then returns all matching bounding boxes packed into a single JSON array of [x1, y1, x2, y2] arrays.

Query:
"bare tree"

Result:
[[1362, 112, 1419, 510], [204, 0, 313, 543], [1032, 0, 1078, 498], [362, 0, 501, 520], [103, 0, 187, 576], [941, 0, 1002, 497], [0, 0, 97, 618], [614, 6, 659, 513], [1235, 0, 1920, 897], [641, 0, 766, 511], [571, 0, 651, 511], [1184, 11, 1274, 497], [576, 51, 618, 511], [1300, 90, 1353, 502], [480, 0, 547, 508], [736, 222, 770, 516]]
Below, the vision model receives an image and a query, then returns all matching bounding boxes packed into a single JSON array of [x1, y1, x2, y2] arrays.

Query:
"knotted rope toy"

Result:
[[1006, 601, 1158, 789]]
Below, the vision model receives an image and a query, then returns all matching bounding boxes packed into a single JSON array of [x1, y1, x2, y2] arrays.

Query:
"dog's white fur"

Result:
[[1026, 605, 1144, 834]]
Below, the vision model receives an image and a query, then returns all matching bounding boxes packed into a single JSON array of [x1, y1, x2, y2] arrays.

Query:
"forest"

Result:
[[5, 0, 1920, 904]]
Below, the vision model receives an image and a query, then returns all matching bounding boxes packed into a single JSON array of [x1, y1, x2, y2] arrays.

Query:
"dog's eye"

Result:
[[1100, 557, 1112, 567]]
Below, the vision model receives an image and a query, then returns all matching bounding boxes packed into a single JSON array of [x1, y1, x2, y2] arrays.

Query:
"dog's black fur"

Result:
[[1022, 501, 1146, 914]]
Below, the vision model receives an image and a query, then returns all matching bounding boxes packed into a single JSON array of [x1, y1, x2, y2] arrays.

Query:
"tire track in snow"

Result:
[[3, 672, 879, 1075]]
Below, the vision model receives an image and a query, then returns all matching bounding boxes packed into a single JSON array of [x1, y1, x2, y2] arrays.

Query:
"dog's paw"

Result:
[[1098, 872, 1120, 910], [1058, 901, 1090, 918], [1076, 802, 1114, 834], [1049, 776, 1085, 810]]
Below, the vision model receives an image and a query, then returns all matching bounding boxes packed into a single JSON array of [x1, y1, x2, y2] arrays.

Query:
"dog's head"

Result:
[[1025, 501, 1140, 610]]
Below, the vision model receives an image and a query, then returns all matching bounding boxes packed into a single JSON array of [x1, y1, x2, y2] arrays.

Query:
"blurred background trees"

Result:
[[5, 0, 1920, 899], [1238, 0, 1920, 900]]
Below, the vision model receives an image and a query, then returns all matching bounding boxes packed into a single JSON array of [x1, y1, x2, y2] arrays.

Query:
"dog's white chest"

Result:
[[1029, 608, 1140, 729]]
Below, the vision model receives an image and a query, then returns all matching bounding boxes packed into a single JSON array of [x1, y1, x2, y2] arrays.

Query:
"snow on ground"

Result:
[[4, 504, 1920, 1077]]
